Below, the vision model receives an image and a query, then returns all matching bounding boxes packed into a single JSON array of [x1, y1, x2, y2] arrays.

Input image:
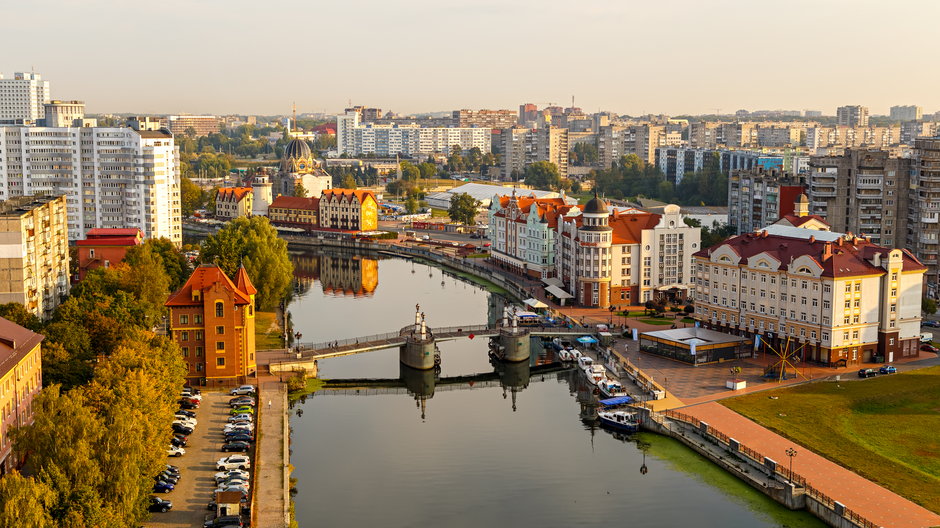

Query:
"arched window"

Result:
[[215, 301, 224, 318]]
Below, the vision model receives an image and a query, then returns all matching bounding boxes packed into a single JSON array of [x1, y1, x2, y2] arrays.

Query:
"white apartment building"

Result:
[[487, 193, 571, 279], [0, 126, 181, 243], [495, 127, 569, 180], [693, 222, 925, 367], [0, 72, 51, 124], [335, 111, 489, 157]]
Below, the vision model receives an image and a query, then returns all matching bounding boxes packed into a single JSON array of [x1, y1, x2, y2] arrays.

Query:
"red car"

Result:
[[921, 343, 939, 353]]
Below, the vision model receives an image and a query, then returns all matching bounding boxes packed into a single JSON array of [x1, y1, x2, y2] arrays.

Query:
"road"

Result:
[[145, 391, 251, 528]]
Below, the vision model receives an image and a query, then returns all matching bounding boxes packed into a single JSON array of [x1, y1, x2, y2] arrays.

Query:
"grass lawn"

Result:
[[255, 311, 284, 349], [639, 318, 676, 326], [681, 317, 695, 324], [430, 208, 450, 219], [465, 253, 490, 258], [722, 366, 940, 513]]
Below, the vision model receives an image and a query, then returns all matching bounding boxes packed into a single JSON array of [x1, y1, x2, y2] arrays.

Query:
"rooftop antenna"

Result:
[[291, 102, 297, 133]]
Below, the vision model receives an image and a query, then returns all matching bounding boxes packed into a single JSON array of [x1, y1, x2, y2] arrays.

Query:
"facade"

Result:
[[495, 127, 569, 180], [836, 105, 869, 127], [900, 121, 935, 144], [318, 189, 378, 232], [0, 316, 44, 475], [807, 150, 910, 248], [0, 126, 181, 243], [0, 194, 70, 318], [890, 105, 922, 122], [165, 115, 220, 137], [452, 109, 517, 129], [728, 168, 806, 235], [215, 187, 253, 220], [0, 72, 50, 125], [165, 264, 257, 386], [336, 111, 490, 157], [487, 193, 574, 278], [267, 195, 319, 230], [251, 176, 273, 216], [908, 138, 940, 296], [693, 224, 925, 366], [277, 139, 332, 199], [43, 100, 88, 127], [75, 227, 144, 281]]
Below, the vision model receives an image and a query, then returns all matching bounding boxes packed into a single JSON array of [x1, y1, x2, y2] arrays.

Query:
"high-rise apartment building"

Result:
[[344, 106, 383, 123], [728, 168, 806, 235], [495, 127, 568, 180], [807, 150, 910, 248], [335, 111, 490, 157], [0, 194, 70, 319], [43, 100, 89, 127], [0, 72, 50, 125], [900, 121, 936, 144], [165, 115, 220, 137], [452, 109, 517, 129], [889, 105, 922, 122], [0, 126, 182, 243], [908, 138, 940, 295], [837, 105, 869, 127]]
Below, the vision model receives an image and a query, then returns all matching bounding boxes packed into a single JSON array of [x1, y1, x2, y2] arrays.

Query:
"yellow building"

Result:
[[0, 194, 70, 319], [318, 189, 378, 232], [215, 187, 254, 220], [0, 316, 44, 475]]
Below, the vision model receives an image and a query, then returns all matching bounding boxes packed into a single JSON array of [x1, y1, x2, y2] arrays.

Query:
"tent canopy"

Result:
[[576, 336, 598, 344], [523, 298, 548, 309], [542, 277, 564, 287], [599, 396, 634, 406], [545, 284, 574, 299]]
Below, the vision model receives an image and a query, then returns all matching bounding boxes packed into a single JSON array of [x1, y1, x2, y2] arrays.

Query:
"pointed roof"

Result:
[[235, 265, 258, 296], [583, 188, 608, 214], [165, 264, 252, 307]]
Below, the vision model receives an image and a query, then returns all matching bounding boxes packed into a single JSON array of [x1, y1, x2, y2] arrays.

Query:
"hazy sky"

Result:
[[2, 0, 937, 117]]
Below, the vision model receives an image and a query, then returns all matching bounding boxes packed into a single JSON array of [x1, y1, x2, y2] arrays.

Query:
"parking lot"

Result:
[[145, 390, 253, 528]]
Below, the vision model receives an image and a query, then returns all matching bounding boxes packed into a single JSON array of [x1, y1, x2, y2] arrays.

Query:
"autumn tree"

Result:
[[448, 193, 481, 225]]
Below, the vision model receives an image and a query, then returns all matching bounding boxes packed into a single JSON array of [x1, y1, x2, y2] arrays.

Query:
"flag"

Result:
[[754, 334, 762, 351]]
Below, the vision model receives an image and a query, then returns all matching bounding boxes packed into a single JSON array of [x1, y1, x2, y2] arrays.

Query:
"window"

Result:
[[195, 331, 203, 340], [196, 346, 203, 356], [215, 301, 224, 317], [853, 315, 859, 323], [216, 341, 225, 351], [889, 337, 895, 345], [194, 315, 203, 324], [216, 325, 225, 335], [180, 314, 189, 325], [823, 332, 829, 341], [824, 284, 831, 293], [196, 363, 203, 372], [845, 283, 852, 293], [217, 357, 226, 367], [811, 331, 817, 339], [89, 248, 95, 258], [823, 300, 830, 309], [855, 283, 861, 292], [890, 304, 896, 312], [852, 330, 859, 339], [182, 347, 189, 357], [843, 331, 850, 340], [180, 331, 189, 342]]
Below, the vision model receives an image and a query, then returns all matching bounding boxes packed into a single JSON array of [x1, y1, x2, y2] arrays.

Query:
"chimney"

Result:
[[873, 252, 882, 268], [809, 235, 816, 244], [822, 242, 833, 261]]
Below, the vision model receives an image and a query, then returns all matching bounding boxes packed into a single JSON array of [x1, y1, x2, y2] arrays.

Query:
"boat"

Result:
[[557, 349, 573, 362], [597, 410, 641, 433], [578, 357, 606, 385], [597, 376, 627, 398]]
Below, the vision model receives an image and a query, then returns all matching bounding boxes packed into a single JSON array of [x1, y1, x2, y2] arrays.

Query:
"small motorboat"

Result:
[[598, 377, 626, 398], [597, 410, 641, 433], [557, 349, 573, 362]]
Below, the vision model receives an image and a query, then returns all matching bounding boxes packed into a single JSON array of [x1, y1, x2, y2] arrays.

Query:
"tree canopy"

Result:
[[591, 153, 728, 206], [448, 193, 481, 225], [199, 216, 294, 311], [523, 161, 562, 191]]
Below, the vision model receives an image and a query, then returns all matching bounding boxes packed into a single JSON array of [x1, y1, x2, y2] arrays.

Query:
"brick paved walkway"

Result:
[[683, 402, 940, 528], [255, 379, 289, 528]]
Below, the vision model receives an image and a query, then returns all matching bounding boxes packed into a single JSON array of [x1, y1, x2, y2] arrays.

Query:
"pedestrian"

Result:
[[268, 400, 272, 411]]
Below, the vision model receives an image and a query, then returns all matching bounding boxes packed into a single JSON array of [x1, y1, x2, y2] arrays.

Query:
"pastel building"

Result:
[[0, 316, 44, 475], [215, 187, 253, 220], [318, 189, 378, 232], [75, 228, 144, 281]]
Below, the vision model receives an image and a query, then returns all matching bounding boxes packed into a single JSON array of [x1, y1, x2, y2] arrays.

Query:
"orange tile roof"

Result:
[[235, 265, 257, 296], [269, 195, 319, 211], [165, 264, 252, 307], [321, 189, 376, 203], [492, 196, 575, 228], [609, 211, 661, 244], [216, 187, 253, 202]]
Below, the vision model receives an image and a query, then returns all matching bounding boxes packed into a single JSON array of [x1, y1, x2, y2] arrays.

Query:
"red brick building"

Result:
[[74, 228, 144, 281], [165, 264, 257, 386]]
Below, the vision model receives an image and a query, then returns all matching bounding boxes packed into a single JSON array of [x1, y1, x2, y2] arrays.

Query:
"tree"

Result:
[[180, 176, 205, 216], [293, 181, 308, 197], [923, 298, 937, 315], [523, 161, 562, 191], [340, 173, 357, 189], [199, 216, 294, 311], [0, 302, 41, 331], [126, 238, 190, 291], [400, 162, 420, 181], [0, 472, 56, 528], [447, 193, 480, 225], [417, 162, 437, 180], [405, 195, 420, 214]]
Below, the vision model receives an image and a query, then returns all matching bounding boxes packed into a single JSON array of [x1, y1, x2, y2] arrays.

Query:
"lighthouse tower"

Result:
[[252, 175, 273, 216]]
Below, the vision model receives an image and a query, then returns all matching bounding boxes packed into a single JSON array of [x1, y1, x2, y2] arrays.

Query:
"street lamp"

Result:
[[785, 447, 797, 481]]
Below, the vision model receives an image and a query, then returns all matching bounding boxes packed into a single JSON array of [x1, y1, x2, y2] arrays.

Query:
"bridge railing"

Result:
[[303, 330, 405, 351]]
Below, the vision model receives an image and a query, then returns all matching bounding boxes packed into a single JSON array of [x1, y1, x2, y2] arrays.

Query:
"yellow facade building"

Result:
[[0, 316, 44, 475]]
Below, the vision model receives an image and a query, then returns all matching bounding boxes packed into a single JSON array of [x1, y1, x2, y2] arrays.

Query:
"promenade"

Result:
[[254, 376, 290, 528]]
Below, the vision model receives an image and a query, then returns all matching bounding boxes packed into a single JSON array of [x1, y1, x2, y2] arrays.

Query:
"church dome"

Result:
[[284, 138, 312, 161], [583, 190, 608, 215], [281, 138, 315, 173]]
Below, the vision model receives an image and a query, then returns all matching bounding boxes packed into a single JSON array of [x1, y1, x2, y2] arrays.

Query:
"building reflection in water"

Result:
[[495, 359, 530, 412], [400, 363, 436, 420], [292, 251, 379, 297]]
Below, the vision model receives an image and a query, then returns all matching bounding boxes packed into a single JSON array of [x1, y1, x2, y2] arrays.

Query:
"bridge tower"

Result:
[[496, 359, 530, 412], [400, 304, 440, 370], [494, 306, 531, 362]]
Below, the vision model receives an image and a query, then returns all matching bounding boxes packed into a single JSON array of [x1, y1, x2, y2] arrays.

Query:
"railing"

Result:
[[304, 330, 405, 351]]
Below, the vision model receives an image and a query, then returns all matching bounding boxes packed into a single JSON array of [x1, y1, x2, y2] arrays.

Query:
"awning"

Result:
[[599, 396, 634, 406], [524, 298, 548, 309], [576, 336, 598, 344], [545, 284, 574, 299], [542, 277, 563, 287]]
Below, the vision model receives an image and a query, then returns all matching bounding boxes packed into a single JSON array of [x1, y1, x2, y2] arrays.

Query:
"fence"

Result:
[[659, 410, 879, 528]]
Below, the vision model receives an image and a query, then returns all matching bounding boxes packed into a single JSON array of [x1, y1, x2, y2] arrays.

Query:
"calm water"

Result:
[[287, 249, 825, 528]]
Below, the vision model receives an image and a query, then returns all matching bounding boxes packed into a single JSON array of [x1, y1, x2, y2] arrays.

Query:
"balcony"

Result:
[[922, 216, 940, 224]]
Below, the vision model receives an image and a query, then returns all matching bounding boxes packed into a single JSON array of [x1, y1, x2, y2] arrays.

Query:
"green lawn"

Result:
[[255, 311, 284, 350], [430, 208, 450, 219], [722, 366, 940, 513], [639, 318, 676, 326]]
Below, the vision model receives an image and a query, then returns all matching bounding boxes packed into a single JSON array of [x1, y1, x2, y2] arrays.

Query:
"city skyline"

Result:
[[2, 0, 937, 116]]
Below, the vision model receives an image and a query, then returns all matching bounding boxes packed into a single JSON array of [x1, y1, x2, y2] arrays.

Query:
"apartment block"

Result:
[[728, 168, 805, 235], [0, 126, 182, 243], [165, 115, 220, 137], [0, 316, 44, 475], [0, 194, 70, 318], [807, 150, 910, 248], [900, 121, 936, 144], [908, 138, 940, 295], [495, 127, 568, 180], [693, 223, 924, 367], [0, 72, 50, 125], [335, 111, 490, 157], [890, 105, 922, 122], [214, 187, 253, 220], [74, 228, 143, 281], [43, 100, 89, 127], [837, 105, 869, 127], [452, 109, 517, 129]]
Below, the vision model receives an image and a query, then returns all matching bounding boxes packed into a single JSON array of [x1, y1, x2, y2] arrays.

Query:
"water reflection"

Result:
[[292, 250, 379, 297]]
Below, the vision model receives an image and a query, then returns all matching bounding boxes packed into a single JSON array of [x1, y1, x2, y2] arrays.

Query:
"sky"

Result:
[[2, 0, 937, 117]]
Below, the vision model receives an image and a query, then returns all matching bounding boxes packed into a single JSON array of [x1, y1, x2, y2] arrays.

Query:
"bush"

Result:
[[287, 372, 306, 392], [684, 304, 695, 313]]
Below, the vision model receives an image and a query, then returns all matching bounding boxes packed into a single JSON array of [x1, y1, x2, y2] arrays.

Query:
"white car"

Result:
[[216, 478, 249, 490], [168, 446, 185, 457], [229, 414, 253, 423], [173, 419, 197, 429], [223, 426, 252, 435], [230, 385, 256, 396], [217, 455, 251, 471], [173, 416, 197, 426], [181, 392, 202, 401], [214, 470, 249, 483]]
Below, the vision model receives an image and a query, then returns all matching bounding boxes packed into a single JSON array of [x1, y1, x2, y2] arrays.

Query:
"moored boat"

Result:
[[597, 410, 641, 433]]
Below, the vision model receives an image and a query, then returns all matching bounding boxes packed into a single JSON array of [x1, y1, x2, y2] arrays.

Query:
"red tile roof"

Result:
[[269, 196, 319, 211], [76, 228, 144, 247], [609, 211, 661, 244], [695, 231, 926, 278], [165, 264, 252, 307], [321, 189, 376, 203], [235, 266, 257, 296], [216, 187, 253, 202], [779, 214, 830, 228], [492, 195, 575, 228], [85, 228, 143, 237], [0, 316, 44, 378]]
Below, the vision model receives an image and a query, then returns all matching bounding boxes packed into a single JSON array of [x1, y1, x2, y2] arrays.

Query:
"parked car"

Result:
[[173, 417, 197, 427], [229, 406, 254, 416], [172, 424, 193, 435], [214, 469, 250, 483], [203, 516, 244, 528], [214, 484, 249, 497], [153, 481, 175, 493], [224, 424, 252, 434], [923, 320, 940, 328], [879, 365, 898, 374], [149, 496, 173, 513], [170, 436, 187, 448], [176, 409, 197, 419], [857, 368, 877, 378], [224, 433, 255, 443], [221, 441, 251, 452], [230, 385, 256, 396], [167, 446, 185, 457], [165, 464, 180, 473], [921, 343, 939, 353], [154, 472, 179, 485], [217, 455, 251, 471], [229, 397, 255, 407], [179, 400, 199, 410], [217, 478, 250, 490], [228, 414, 253, 423]]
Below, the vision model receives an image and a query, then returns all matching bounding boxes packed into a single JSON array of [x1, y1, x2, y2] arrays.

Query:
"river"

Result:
[[287, 249, 825, 528]]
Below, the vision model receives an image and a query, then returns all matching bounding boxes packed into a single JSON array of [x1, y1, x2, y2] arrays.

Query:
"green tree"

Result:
[[199, 216, 294, 311], [180, 176, 205, 216], [923, 298, 938, 315], [447, 193, 481, 225], [341, 173, 357, 189], [417, 162, 438, 180], [126, 238, 190, 291], [0, 302, 41, 331], [293, 181, 308, 197], [405, 195, 420, 214], [0, 472, 56, 528], [523, 161, 562, 191], [400, 161, 420, 181]]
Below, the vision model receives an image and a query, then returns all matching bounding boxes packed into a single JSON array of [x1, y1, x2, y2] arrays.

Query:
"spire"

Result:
[[235, 264, 258, 296]]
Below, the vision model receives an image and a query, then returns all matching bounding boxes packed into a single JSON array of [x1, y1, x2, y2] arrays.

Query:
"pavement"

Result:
[[682, 402, 940, 528], [254, 379, 289, 528], [145, 391, 248, 528]]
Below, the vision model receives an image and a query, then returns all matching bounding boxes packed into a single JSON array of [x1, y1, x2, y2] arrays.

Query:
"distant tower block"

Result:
[[400, 304, 439, 370], [252, 176, 273, 216]]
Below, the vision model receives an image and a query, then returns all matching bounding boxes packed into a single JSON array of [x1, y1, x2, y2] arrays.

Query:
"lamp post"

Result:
[[785, 447, 797, 481]]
